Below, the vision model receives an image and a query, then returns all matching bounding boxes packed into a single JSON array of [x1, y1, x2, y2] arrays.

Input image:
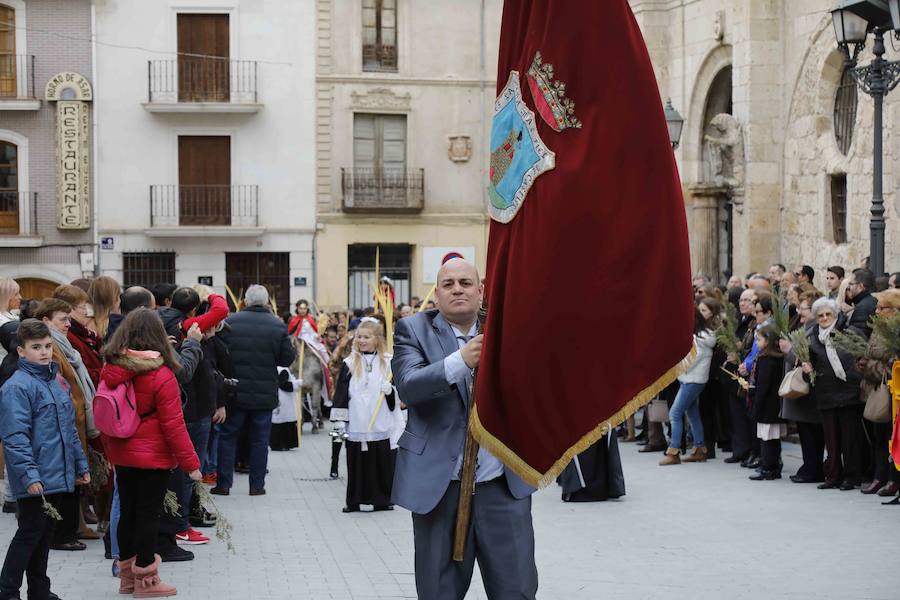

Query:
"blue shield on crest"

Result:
[[487, 72, 555, 224]]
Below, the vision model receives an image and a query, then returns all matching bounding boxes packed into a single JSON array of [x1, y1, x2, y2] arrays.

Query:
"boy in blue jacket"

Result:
[[0, 319, 89, 600]]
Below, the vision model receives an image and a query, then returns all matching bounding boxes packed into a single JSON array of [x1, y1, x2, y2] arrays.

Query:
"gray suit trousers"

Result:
[[411, 477, 538, 600]]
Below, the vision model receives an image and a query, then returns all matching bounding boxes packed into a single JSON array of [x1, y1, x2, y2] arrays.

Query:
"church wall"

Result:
[[630, 0, 900, 281]]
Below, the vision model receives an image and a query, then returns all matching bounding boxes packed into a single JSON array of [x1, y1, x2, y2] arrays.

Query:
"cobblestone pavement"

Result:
[[1, 426, 896, 600]]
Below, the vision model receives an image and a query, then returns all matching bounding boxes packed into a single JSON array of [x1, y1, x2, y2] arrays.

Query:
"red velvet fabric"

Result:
[[475, 0, 694, 482]]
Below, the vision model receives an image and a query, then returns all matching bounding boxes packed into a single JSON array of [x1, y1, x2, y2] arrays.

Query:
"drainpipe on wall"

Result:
[[480, 0, 488, 256], [311, 229, 317, 306], [90, 2, 100, 276]]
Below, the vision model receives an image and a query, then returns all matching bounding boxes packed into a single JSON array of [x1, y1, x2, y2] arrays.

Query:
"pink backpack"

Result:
[[93, 379, 145, 438]]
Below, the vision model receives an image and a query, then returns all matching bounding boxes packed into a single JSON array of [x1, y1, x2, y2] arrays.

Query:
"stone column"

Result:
[[688, 184, 726, 282], [730, 0, 784, 276]]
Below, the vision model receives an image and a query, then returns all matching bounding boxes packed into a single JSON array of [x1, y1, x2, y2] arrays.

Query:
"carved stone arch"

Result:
[[782, 15, 866, 271], [784, 15, 853, 171], [683, 44, 733, 183]]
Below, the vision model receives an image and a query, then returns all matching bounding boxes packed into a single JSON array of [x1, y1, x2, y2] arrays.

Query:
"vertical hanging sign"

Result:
[[45, 72, 93, 230]]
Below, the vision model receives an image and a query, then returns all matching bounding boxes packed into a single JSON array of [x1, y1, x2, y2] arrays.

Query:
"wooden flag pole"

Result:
[[452, 301, 488, 562]]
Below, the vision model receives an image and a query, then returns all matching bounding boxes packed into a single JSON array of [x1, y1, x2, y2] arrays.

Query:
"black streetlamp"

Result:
[[831, 0, 900, 276], [664, 98, 684, 149]]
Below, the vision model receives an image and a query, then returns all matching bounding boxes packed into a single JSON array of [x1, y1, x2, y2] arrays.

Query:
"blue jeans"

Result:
[[178, 418, 212, 530], [205, 423, 221, 474], [110, 479, 120, 558], [216, 409, 272, 491], [668, 382, 706, 450]]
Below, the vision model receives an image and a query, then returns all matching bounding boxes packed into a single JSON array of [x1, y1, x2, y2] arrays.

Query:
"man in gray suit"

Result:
[[392, 258, 538, 600]]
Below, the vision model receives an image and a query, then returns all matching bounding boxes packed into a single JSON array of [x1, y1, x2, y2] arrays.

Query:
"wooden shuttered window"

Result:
[[353, 113, 406, 172], [0, 5, 15, 97], [178, 136, 231, 225], [177, 13, 229, 102], [0, 141, 17, 233]]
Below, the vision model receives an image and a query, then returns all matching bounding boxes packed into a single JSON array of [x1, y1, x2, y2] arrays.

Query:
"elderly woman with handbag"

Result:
[[778, 290, 826, 484], [801, 297, 869, 491]]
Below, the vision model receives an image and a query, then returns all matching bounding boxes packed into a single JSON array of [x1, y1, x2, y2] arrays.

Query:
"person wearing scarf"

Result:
[[53, 284, 104, 387], [802, 297, 868, 491], [35, 299, 101, 547]]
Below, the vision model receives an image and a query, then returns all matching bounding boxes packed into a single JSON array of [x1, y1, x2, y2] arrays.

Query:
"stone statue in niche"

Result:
[[703, 113, 743, 188]]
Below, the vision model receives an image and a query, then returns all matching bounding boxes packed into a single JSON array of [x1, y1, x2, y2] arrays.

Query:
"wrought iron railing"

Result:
[[150, 185, 259, 227], [0, 55, 36, 99], [147, 58, 258, 103], [341, 168, 424, 213], [362, 44, 397, 72], [0, 191, 37, 235]]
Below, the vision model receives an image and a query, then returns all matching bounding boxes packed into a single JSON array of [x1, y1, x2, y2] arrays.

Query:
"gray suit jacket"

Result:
[[391, 310, 534, 514]]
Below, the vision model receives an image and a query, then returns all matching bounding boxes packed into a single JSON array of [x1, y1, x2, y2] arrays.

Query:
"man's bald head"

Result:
[[434, 258, 483, 328], [437, 258, 480, 283], [121, 286, 156, 313]]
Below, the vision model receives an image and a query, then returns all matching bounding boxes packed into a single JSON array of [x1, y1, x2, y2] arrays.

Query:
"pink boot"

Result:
[[118, 557, 136, 594], [132, 554, 177, 598]]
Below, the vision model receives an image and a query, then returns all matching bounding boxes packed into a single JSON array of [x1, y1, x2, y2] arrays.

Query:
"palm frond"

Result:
[[771, 288, 791, 338], [714, 302, 740, 354]]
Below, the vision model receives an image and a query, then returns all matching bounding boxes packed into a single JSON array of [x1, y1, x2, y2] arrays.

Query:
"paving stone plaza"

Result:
[[3, 426, 893, 600]]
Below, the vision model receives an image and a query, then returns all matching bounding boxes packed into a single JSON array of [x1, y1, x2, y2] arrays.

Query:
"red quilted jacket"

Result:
[[99, 352, 199, 473]]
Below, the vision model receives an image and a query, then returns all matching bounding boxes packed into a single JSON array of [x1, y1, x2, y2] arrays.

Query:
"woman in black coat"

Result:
[[778, 292, 826, 484], [748, 325, 785, 480], [801, 297, 869, 490]]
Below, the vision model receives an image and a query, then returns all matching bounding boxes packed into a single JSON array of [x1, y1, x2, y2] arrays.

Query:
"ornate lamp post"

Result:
[[664, 98, 685, 149], [831, 0, 900, 276]]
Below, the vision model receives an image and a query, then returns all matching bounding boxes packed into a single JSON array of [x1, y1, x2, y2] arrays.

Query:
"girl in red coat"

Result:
[[100, 308, 200, 598]]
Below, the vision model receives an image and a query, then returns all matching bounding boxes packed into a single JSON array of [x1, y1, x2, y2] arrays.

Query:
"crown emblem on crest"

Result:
[[526, 51, 582, 132]]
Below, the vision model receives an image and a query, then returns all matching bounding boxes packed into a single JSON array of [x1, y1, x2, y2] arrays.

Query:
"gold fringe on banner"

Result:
[[470, 345, 698, 488]]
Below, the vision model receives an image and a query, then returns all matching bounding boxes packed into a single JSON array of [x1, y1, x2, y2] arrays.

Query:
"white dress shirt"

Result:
[[444, 323, 505, 483]]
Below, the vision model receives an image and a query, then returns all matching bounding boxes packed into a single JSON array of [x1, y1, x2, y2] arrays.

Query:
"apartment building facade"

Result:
[[0, 0, 96, 298], [314, 0, 501, 309], [94, 0, 316, 311]]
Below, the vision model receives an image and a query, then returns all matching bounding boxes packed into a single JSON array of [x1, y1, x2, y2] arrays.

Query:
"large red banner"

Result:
[[473, 0, 696, 487]]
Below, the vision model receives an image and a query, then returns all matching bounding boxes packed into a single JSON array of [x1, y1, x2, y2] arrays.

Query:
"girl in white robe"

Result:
[[330, 318, 401, 512]]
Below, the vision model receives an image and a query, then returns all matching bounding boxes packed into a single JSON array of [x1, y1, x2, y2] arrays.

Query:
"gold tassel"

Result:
[[470, 345, 698, 488]]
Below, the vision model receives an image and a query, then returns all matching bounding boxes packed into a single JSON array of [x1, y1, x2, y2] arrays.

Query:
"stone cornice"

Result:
[[317, 74, 495, 88], [317, 212, 488, 226]]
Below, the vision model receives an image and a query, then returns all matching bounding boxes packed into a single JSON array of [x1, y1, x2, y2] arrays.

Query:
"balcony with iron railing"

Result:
[[0, 191, 42, 246], [362, 44, 398, 73], [0, 55, 39, 110], [148, 185, 262, 236], [341, 168, 424, 214], [145, 57, 261, 113]]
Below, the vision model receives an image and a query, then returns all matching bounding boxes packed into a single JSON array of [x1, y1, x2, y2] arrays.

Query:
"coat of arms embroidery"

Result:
[[526, 51, 582, 132], [487, 71, 555, 224]]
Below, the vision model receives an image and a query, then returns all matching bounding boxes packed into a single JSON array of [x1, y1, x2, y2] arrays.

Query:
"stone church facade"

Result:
[[631, 0, 900, 282]]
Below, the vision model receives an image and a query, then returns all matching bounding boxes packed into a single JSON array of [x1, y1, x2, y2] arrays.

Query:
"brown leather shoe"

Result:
[[682, 446, 708, 463], [861, 480, 886, 495], [658, 448, 681, 466], [877, 480, 899, 497]]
